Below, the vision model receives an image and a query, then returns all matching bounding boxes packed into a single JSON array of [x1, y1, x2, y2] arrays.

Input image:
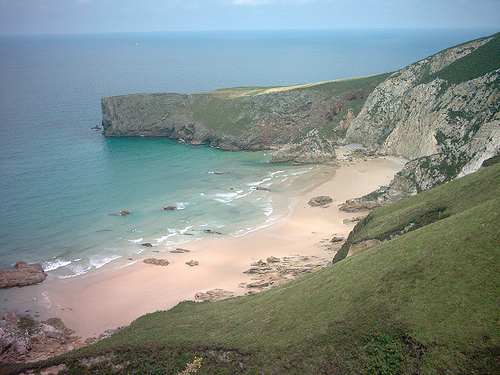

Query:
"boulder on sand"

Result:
[[143, 258, 169, 266], [0, 261, 47, 288], [307, 196, 333, 207]]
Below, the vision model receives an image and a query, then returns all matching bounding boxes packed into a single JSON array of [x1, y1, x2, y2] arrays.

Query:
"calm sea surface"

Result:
[[0, 28, 497, 278]]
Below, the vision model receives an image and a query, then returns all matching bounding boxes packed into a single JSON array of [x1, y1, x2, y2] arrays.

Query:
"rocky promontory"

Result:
[[101, 76, 387, 163]]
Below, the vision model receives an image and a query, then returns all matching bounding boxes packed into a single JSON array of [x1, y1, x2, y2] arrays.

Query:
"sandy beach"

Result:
[[12, 156, 405, 339]]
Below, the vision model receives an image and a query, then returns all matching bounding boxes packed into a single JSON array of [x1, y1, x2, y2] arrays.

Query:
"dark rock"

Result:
[[143, 258, 169, 266], [204, 229, 223, 235], [141, 243, 153, 247], [307, 195, 333, 207], [185, 260, 199, 266], [256, 186, 270, 191], [0, 261, 47, 288], [162, 206, 177, 211]]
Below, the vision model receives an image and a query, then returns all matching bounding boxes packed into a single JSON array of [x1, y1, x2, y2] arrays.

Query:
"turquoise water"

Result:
[[1, 28, 498, 279]]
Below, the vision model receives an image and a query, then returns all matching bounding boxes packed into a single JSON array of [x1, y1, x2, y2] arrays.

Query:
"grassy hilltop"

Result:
[[5, 158, 499, 374]]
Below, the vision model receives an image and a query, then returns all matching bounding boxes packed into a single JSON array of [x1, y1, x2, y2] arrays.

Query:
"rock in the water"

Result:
[[162, 205, 177, 211], [194, 289, 234, 302], [141, 243, 153, 247], [204, 229, 223, 235], [256, 186, 270, 191], [0, 261, 47, 288], [143, 258, 169, 266], [186, 260, 199, 266], [120, 210, 131, 216], [307, 195, 333, 207]]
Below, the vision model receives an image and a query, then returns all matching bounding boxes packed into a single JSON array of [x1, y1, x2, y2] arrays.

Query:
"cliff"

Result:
[[345, 33, 500, 196], [101, 75, 388, 163]]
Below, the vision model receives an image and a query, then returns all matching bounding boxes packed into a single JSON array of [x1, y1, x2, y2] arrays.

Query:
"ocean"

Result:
[[0, 28, 497, 281]]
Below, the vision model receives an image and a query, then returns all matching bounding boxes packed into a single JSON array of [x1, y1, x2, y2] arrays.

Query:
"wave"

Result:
[[42, 259, 72, 272], [89, 253, 122, 269], [128, 237, 144, 243]]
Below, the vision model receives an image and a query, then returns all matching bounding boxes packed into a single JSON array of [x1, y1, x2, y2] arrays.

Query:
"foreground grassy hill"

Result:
[[5, 159, 499, 374]]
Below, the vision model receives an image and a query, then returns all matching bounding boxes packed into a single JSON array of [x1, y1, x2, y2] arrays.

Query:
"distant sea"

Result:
[[0, 28, 497, 280]]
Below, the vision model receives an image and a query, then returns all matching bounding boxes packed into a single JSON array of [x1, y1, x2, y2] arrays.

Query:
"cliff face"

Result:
[[346, 33, 500, 194], [101, 76, 387, 163]]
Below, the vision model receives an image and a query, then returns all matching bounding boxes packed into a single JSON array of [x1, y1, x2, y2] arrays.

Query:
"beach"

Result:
[[7, 156, 404, 339]]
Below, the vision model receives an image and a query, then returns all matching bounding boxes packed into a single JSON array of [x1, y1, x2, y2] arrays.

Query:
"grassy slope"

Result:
[[421, 32, 500, 85], [7, 161, 499, 374]]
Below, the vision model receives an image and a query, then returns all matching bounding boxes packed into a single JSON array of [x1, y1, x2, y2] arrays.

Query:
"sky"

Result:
[[0, 0, 499, 35]]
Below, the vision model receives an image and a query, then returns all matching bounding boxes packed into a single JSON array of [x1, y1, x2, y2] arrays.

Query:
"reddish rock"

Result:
[[0, 261, 47, 288], [120, 210, 131, 216], [162, 206, 177, 211]]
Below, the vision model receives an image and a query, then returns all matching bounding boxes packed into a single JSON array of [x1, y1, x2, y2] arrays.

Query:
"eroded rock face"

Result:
[[0, 261, 47, 288], [242, 255, 330, 291], [0, 313, 82, 363], [345, 35, 500, 193]]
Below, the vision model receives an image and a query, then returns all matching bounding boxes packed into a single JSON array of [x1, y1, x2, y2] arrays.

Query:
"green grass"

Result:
[[6, 162, 500, 374], [421, 32, 500, 85]]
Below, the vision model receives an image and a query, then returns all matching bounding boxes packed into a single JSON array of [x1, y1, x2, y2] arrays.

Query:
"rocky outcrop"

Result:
[[0, 261, 47, 288], [242, 255, 330, 291], [307, 195, 333, 207], [0, 313, 82, 363], [269, 129, 337, 164], [195, 289, 234, 302], [345, 33, 500, 195]]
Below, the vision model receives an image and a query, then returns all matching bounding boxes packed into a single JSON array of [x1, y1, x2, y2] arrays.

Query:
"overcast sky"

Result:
[[1, 0, 499, 35]]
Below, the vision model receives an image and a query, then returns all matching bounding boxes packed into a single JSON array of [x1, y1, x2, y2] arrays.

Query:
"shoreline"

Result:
[[3, 156, 405, 339]]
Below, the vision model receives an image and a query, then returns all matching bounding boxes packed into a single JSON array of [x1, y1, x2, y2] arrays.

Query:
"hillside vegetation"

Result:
[[5, 160, 499, 374]]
